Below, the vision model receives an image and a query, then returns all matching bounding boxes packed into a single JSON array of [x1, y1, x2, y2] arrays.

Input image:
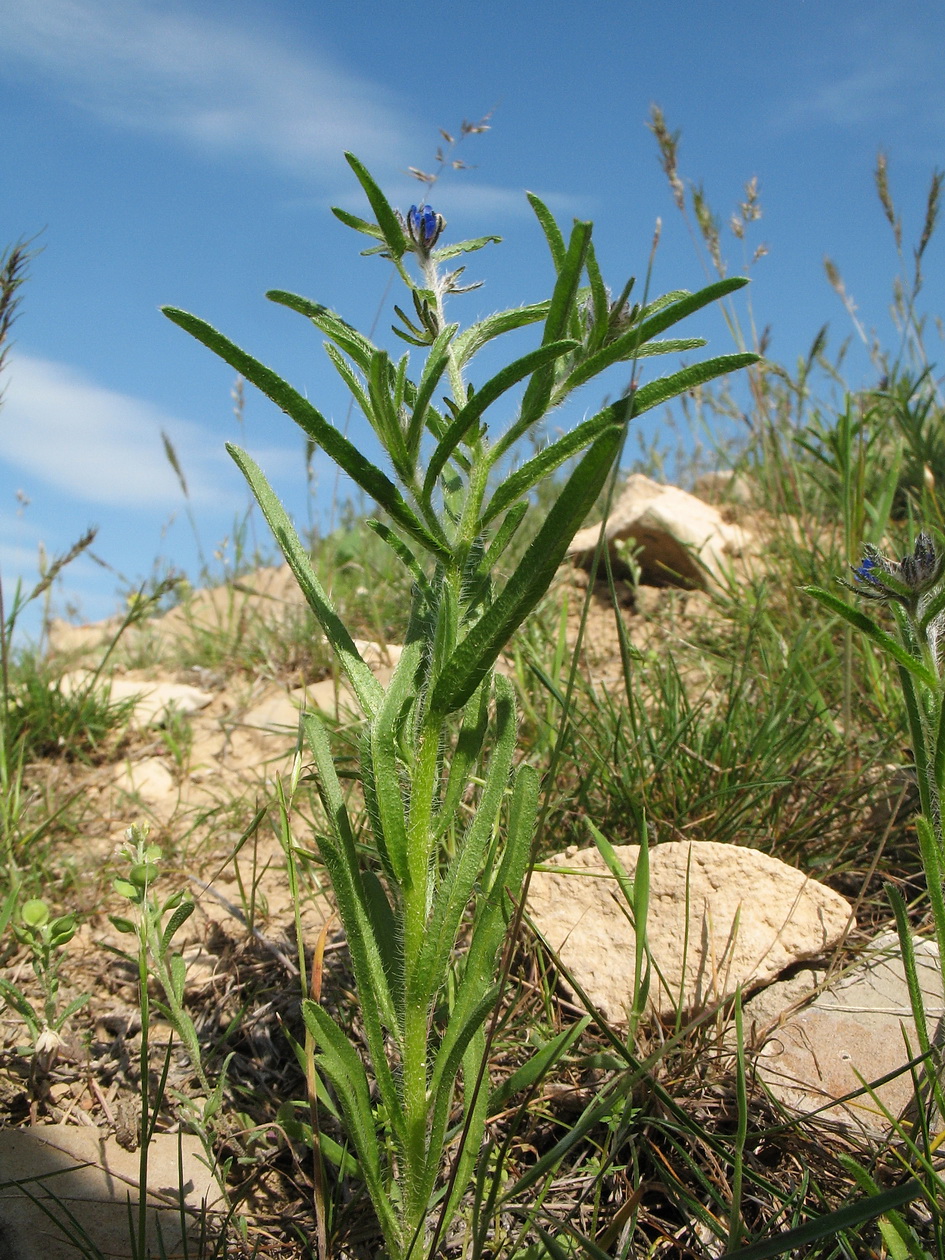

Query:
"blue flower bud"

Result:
[[845, 532, 945, 608], [405, 203, 446, 253]]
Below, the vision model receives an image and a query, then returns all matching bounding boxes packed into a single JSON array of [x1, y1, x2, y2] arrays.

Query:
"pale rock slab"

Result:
[[0, 1125, 224, 1260], [527, 841, 850, 1022], [746, 931, 945, 1133], [59, 672, 213, 728], [111, 757, 179, 823], [567, 473, 752, 589]]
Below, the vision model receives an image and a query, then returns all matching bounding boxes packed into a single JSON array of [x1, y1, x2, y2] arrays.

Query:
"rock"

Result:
[[0, 1125, 224, 1260], [112, 757, 179, 822], [692, 469, 755, 507], [567, 473, 752, 589], [59, 672, 213, 728], [527, 840, 850, 1023], [746, 931, 945, 1133], [47, 616, 123, 658]]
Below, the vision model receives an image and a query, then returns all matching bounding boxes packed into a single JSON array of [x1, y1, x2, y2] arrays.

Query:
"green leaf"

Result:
[[330, 206, 385, 241], [631, 352, 760, 416], [422, 339, 579, 504], [483, 403, 627, 526], [161, 308, 449, 561], [634, 276, 750, 341], [488, 1017, 591, 1112], [431, 420, 625, 714], [367, 349, 409, 476], [303, 712, 404, 1083], [169, 952, 186, 1006], [344, 152, 407, 258], [433, 676, 491, 841], [227, 445, 385, 717], [366, 637, 425, 888], [432, 235, 501, 261], [583, 240, 610, 353], [804, 586, 938, 688], [365, 520, 430, 592], [505, 221, 591, 452], [323, 342, 372, 426], [266, 290, 376, 370], [460, 761, 537, 1000], [413, 675, 517, 1004], [716, 1180, 927, 1260], [160, 899, 195, 953], [476, 500, 528, 574], [452, 302, 550, 368], [423, 987, 498, 1218], [405, 325, 456, 459], [526, 192, 567, 271], [898, 662, 934, 819], [552, 334, 709, 405], [302, 1000, 402, 1243]]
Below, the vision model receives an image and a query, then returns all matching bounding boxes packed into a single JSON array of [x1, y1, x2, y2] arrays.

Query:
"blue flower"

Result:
[[405, 203, 446, 253], [845, 532, 945, 609]]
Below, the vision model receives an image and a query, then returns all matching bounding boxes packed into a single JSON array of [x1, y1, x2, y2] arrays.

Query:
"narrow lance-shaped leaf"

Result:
[[506, 221, 591, 451], [483, 397, 631, 527], [413, 675, 517, 1004], [329, 206, 385, 242], [629, 352, 760, 417], [323, 342, 372, 425], [431, 235, 501, 261], [303, 713, 404, 1067], [804, 586, 939, 689], [898, 662, 934, 820], [551, 331, 711, 405], [452, 302, 550, 368], [405, 325, 456, 459], [583, 239, 610, 354], [367, 349, 409, 477], [344, 151, 407, 258], [161, 307, 450, 562], [422, 339, 579, 504], [301, 1001, 401, 1243], [266, 290, 376, 370], [226, 444, 384, 716], [366, 638, 426, 888], [430, 422, 625, 715], [526, 192, 567, 271], [633, 275, 750, 342], [475, 500, 528, 575]]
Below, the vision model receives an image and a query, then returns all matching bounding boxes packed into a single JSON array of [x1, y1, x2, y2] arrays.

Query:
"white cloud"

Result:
[[0, 0, 412, 175], [772, 31, 942, 133], [0, 351, 234, 508]]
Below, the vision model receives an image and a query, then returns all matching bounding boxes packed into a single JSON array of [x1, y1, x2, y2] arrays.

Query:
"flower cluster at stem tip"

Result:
[[405, 203, 446, 254], [846, 532, 945, 612]]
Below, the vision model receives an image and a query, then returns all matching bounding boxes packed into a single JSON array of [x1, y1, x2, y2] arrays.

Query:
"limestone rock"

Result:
[[59, 672, 213, 728], [527, 840, 850, 1023], [112, 757, 179, 823], [567, 473, 752, 589], [747, 931, 945, 1133], [692, 469, 756, 507], [0, 1125, 224, 1260]]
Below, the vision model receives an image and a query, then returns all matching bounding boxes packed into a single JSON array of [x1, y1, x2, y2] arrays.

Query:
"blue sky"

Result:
[[1, 0, 943, 635]]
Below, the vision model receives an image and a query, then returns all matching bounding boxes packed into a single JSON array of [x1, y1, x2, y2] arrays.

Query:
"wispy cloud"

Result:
[[0, 0, 413, 176], [0, 352, 236, 508], [772, 31, 942, 133]]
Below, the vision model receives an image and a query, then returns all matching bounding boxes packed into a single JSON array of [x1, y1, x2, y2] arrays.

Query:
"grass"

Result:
[[2, 135, 945, 1258]]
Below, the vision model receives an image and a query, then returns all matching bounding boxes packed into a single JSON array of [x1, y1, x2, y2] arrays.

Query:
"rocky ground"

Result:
[[0, 474, 931, 1257]]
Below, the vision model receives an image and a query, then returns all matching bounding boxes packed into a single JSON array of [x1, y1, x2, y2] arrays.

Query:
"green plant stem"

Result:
[[423, 254, 464, 403], [136, 910, 151, 1259], [401, 710, 444, 1235]]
